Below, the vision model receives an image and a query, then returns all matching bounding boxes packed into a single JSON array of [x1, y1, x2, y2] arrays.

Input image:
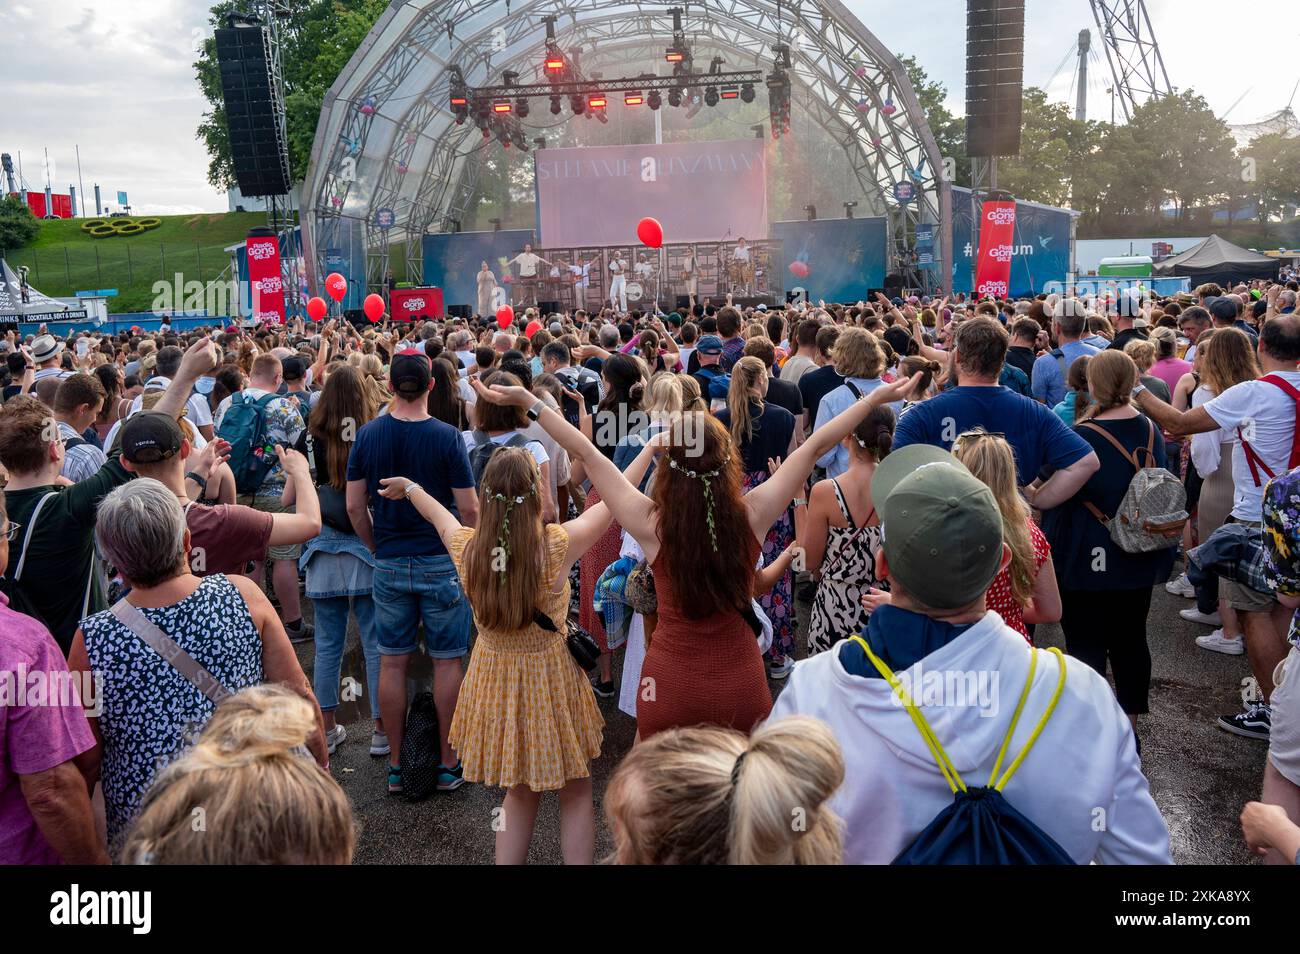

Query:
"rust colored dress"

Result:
[[635, 537, 773, 739]]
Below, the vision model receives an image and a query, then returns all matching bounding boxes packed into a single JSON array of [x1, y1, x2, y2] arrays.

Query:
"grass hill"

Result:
[[3, 211, 271, 313]]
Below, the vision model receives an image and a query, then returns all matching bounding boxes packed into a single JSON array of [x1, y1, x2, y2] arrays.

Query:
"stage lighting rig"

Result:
[[571, 94, 585, 115], [647, 89, 662, 110], [624, 91, 644, 106], [516, 96, 529, 117], [843, 201, 858, 218], [542, 16, 567, 74], [449, 65, 469, 123], [664, 7, 691, 74], [668, 87, 682, 108], [549, 95, 562, 115], [804, 204, 817, 221], [766, 43, 793, 138], [741, 82, 755, 103], [704, 86, 719, 107], [720, 85, 739, 101]]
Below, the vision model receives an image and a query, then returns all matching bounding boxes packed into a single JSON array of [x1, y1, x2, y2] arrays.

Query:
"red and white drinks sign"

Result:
[[974, 199, 1016, 299], [246, 233, 286, 325]]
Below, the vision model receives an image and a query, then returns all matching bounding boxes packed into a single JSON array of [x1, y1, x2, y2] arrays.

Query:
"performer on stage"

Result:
[[609, 250, 629, 313], [681, 245, 699, 311], [507, 243, 552, 306], [476, 260, 497, 318], [732, 236, 753, 295]]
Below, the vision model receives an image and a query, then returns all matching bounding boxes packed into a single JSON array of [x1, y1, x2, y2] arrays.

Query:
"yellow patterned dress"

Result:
[[447, 524, 604, 791]]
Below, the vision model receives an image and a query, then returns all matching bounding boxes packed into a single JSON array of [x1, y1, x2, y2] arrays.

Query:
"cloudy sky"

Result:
[[2, 0, 1294, 215]]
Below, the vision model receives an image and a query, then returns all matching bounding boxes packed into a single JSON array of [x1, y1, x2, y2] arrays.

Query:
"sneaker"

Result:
[[1179, 607, 1221, 626], [591, 677, 616, 699], [1196, 629, 1245, 655], [284, 618, 315, 643], [436, 761, 466, 791], [1242, 676, 1264, 708], [325, 724, 347, 754], [387, 765, 403, 795], [369, 730, 390, 757], [767, 656, 795, 680], [1165, 573, 1195, 598], [1217, 702, 1271, 740]]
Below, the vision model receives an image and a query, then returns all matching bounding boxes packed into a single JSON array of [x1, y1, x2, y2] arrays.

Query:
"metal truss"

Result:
[[302, 0, 951, 294], [1088, 0, 1172, 122]]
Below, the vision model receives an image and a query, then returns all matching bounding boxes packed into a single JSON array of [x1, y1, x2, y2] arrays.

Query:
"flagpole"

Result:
[[76, 145, 86, 218]]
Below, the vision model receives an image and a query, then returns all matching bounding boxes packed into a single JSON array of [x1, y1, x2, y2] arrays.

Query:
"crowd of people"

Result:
[[4, 275, 1300, 865]]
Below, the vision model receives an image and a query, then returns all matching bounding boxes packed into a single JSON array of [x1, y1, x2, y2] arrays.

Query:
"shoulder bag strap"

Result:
[[849, 634, 967, 794], [12, 492, 59, 581], [1077, 420, 1143, 471], [110, 598, 232, 705], [989, 648, 1067, 792]]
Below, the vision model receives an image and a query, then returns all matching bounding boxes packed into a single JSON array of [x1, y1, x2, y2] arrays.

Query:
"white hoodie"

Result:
[[769, 610, 1172, 865]]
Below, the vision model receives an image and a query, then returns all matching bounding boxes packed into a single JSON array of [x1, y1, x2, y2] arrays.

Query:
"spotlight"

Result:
[[803, 204, 817, 221], [550, 95, 562, 115], [588, 93, 607, 109], [741, 83, 755, 103], [516, 96, 529, 118], [843, 201, 858, 218], [624, 91, 644, 106], [720, 85, 739, 101], [492, 99, 512, 113], [665, 50, 685, 64], [647, 89, 662, 110], [545, 55, 565, 72], [704, 86, 719, 107], [667, 87, 682, 108], [571, 94, 585, 115]]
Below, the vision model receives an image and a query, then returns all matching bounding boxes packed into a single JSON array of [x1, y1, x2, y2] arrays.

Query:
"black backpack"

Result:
[[468, 430, 528, 486], [399, 692, 442, 801]]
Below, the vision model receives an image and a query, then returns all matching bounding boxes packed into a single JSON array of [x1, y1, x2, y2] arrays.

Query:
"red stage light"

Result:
[[545, 58, 565, 71], [493, 100, 512, 113], [665, 52, 684, 63], [450, 97, 467, 106], [588, 96, 607, 108], [624, 93, 644, 106], [720, 87, 739, 100]]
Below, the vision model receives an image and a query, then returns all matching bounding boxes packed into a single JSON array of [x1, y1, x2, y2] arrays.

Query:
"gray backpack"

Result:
[[1078, 419, 1187, 553]]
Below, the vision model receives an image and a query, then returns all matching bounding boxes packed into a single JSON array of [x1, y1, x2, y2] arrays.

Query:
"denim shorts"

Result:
[[372, 554, 471, 658]]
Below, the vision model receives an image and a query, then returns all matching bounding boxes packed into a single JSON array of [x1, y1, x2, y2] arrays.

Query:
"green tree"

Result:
[[0, 195, 39, 252], [195, 0, 388, 190], [994, 88, 1095, 206], [1243, 132, 1300, 222], [1124, 91, 1237, 222]]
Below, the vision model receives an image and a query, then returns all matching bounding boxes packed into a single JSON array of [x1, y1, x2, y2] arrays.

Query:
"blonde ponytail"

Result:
[[604, 716, 845, 865], [726, 356, 768, 447]]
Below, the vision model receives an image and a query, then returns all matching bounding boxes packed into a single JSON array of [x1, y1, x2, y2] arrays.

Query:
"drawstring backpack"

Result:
[[849, 635, 1076, 865]]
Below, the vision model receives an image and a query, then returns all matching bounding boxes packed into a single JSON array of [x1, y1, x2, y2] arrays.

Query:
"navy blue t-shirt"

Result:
[[894, 386, 1092, 487], [346, 413, 474, 560], [715, 401, 796, 474]]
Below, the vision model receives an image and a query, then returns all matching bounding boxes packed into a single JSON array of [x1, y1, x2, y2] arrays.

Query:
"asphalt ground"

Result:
[[296, 564, 1267, 865]]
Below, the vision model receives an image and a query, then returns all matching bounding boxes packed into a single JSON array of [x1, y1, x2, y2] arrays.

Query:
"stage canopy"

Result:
[[302, 0, 950, 295], [1152, 234, 1280, 286]]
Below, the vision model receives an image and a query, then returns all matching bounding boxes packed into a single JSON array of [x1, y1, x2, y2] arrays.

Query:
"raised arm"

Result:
[[471, 378, 658, 548], [155, 337, 218, 420], [745, 373, 919, 539], [379, 477, 463, 550], [1132, 388, 1218, 437]]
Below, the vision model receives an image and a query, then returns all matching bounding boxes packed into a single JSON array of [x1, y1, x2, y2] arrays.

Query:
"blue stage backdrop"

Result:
[[423, 229, 536, 310], [949, 187, 1074, 297], [771, 217, 887, 303]]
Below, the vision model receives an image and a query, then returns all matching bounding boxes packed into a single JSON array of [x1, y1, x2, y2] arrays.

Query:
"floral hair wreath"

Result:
[[482, 477, 539, 576], [668, 454, 732, 551]]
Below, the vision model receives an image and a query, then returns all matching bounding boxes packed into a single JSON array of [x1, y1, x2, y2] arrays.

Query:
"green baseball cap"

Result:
[[870, 444, 1005, 611]]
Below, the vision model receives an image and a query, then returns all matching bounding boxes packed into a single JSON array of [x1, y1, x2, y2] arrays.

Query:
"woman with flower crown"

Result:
[[469, 370, 921, 743], [379, 438, 656, 865]]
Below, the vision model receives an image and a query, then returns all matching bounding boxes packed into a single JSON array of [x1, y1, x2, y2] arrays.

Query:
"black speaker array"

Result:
[[965, 0, 1025, 158], [216, 25, 291, 197]]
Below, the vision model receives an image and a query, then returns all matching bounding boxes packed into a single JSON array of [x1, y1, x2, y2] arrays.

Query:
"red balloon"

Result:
[[306, 296, 327, 321], [363, 293, 386, 322], [636, 216, 664, 249], [496, 304, 515, 329], [525, 320, 542, 338], [789, 261, 810, 279], [325, 272, 348, 302]]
